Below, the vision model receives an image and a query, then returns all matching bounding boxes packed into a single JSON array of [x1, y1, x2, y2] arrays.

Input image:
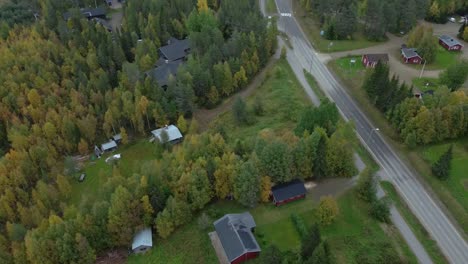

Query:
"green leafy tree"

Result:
[[439, 60, 468, 91], [371, 198, 391, 223], [356, 168, 376, 202], [234, 160, 260, 207], [301, 224, 321, 260], [232, 97, 250, 125], [317, 196, 339, 226], [259, 141, 292, 183]]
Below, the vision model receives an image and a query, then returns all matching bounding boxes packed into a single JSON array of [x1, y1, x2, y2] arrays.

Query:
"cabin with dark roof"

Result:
[[362, 54, 389, 68], [159, 38, 190, 61], [271, 180, 307, 206], [145, 60, 183, 88], [438, 35, 463, 51], [213, 212, 261, 264], [401, 47, 422, 64]]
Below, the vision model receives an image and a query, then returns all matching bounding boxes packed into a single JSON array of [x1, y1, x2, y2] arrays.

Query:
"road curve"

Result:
[[273, 0, 468, 263]]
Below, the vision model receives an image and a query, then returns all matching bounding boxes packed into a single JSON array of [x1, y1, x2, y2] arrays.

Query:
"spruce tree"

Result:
[[431, 145, 453, 180]]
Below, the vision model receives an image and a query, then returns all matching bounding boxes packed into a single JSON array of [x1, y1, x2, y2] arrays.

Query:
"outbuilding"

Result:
[[150, 125, 183, 144], [213, 212, 261, 264], [362, 54, 389, 68], [132, 228, 153, 254], [112, 133, 122, 144], [401, 47, 422, 64], [271, 180, 307, 206], [438, 35, 463, 51], [101, 140, 117, 153]]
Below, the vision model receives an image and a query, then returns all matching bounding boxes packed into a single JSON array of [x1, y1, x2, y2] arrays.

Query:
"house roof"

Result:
[[213, 212, 260, 262], [145, 59, 183, 87], [159, 38, 190, 61], [401, 47, 421, 59], [151, 125, 183, 142], [271, 179, 307, 202], [364, 53, 389, 63], [132, 228, 153, 250], [92, 17, 112, 31], [439, 35, 463, 47], [63, 7, 107, 20], [112, 133, 122, 141], [101, 140, 117, 151]]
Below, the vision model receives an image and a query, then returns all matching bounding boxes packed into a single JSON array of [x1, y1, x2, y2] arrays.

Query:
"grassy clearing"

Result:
[[412, 77, 441, 92], [291, 2, 382, 53], [304, 70, 326, 100], [381, 181, 448, 264], [266, 0, 277, 14], [328, 56, 468, 235], [128, 190, 416, 264], [210, 59, 310, 143], [69, 139, 157, 205]]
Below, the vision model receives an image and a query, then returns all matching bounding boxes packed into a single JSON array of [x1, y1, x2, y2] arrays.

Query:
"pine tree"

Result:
[[301, 224, 321, 260], [431, 145, 453, 180]]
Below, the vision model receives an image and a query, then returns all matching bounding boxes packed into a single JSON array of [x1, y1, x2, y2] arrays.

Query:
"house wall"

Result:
[[231, 251, 260, 264], [133, 245, 151, 254], [274, 194, 306, 206]]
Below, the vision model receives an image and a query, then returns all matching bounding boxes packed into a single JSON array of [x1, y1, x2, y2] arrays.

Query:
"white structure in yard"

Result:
[[132, 228, 153, 254], [150, 125, 183, 144]]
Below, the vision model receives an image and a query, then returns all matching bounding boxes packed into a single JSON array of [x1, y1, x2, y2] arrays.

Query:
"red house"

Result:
[[401, 47, 422, 64], [213, 212, 261, 264], [438, 35, 463, 51], [271, 180, 307, 206], [362, 54, 389, 68]]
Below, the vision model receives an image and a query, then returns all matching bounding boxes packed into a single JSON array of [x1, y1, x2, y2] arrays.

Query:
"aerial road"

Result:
[[273, 0, 468, 263]]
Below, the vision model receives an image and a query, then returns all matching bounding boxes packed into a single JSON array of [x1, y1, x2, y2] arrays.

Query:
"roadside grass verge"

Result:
[[328, 57, 468, 235], [266, 0, 277, 14], [304, 70, 326, 100], [381, 181, 448, 264], [291, 1, 382, 52]]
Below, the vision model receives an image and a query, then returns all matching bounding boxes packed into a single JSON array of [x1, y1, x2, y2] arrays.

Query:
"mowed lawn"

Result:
[[70, 139, 157, 205], [210, 59, 310, 143], [412, 77, 441, 92], [419, 141, 468, 214], [403, 45, 461, 70]]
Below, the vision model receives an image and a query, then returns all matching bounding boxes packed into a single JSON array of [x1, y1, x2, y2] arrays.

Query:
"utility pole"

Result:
[[419, 60, 427, 78]]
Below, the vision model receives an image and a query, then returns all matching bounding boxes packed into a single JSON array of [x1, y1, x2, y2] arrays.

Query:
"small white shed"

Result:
[[132, 228, 153, 254]]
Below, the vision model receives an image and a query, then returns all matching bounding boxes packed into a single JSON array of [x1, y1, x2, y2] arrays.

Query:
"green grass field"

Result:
[[292, 2, 382, 53], [210, 59, 310, 143], [412, 77, 441, 92], [127, 190, 416, 264], [419, 142, 468, 215], [381, 181, 448, 264], [70, 139, 157, 205], [402, 45, 461, 70]]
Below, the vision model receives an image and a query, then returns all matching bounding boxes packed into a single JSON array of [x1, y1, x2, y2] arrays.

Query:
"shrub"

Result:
[[317, 196, 339, 226], [290, 213, 308, 239], [370, 198, 391, 223], [197, 212, 211, 230]]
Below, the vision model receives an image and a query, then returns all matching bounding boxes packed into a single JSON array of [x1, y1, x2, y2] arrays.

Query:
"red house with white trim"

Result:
[[213, 212, 261, 264], [401, 47, 422, 64], [362, 54, 389, 68], [271, 180, 307, 206], [438, 35, 463, 51]]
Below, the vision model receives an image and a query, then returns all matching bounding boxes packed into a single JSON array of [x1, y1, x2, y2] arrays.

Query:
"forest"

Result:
[[0, 0, 280, 262], [363, 62, 468, 146], [299, 0, 468, 41]]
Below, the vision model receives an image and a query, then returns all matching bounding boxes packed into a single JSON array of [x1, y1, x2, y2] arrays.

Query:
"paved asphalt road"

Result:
[[272, 0, 468, 263]]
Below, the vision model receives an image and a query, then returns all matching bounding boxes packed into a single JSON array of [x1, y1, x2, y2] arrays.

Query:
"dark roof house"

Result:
[[271, 180, 307, 206], [362, 54, 389, 68], [159, 38, 190, 61], [213, 212, 261, 264], [438, 35, 463, 51], [63, 7, 107, 21], [401, 47, 422, 64], [145, 60, 183, 87]]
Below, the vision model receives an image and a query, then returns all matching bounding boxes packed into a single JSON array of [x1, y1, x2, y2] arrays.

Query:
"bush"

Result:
[[317, 196, 339, 226], [355, 168, 376, 203], [370, 198, 391, 223], [431, 145, 453, 180], [290, 213, 308, 239], [197, 212, 211, 230]]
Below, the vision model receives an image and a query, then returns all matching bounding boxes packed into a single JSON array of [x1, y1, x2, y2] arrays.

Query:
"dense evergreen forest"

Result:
[[0, 0, 280, 262]]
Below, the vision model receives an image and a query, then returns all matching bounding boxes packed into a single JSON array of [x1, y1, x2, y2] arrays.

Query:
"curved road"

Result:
[[273, 0, 468, 263]]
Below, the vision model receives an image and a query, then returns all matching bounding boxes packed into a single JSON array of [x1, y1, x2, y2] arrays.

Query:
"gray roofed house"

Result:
[[438, 35, 464, 51], [159, 38, 190, 61], [151, 125, 183, 144], [112, 133, 122, 143], [132, 228, 153, 254], [213, 212, 261, 264], [101, 140, 117, 152], [145, 60, 183, 87], [92, 17, 112, 31], [63, 7, 107, 21], [401, 47, 422, 64]]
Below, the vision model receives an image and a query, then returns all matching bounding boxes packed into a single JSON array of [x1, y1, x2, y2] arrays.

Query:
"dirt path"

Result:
[[193, 49, 280, 131]]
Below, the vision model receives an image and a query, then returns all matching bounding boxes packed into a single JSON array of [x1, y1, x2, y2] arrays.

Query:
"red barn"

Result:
[[438, 35, 463, 51], [213, 212, 261, 264], [401, 47, 422, 64], [271, 180, 307, 206], [362, 54, 389, 68]]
